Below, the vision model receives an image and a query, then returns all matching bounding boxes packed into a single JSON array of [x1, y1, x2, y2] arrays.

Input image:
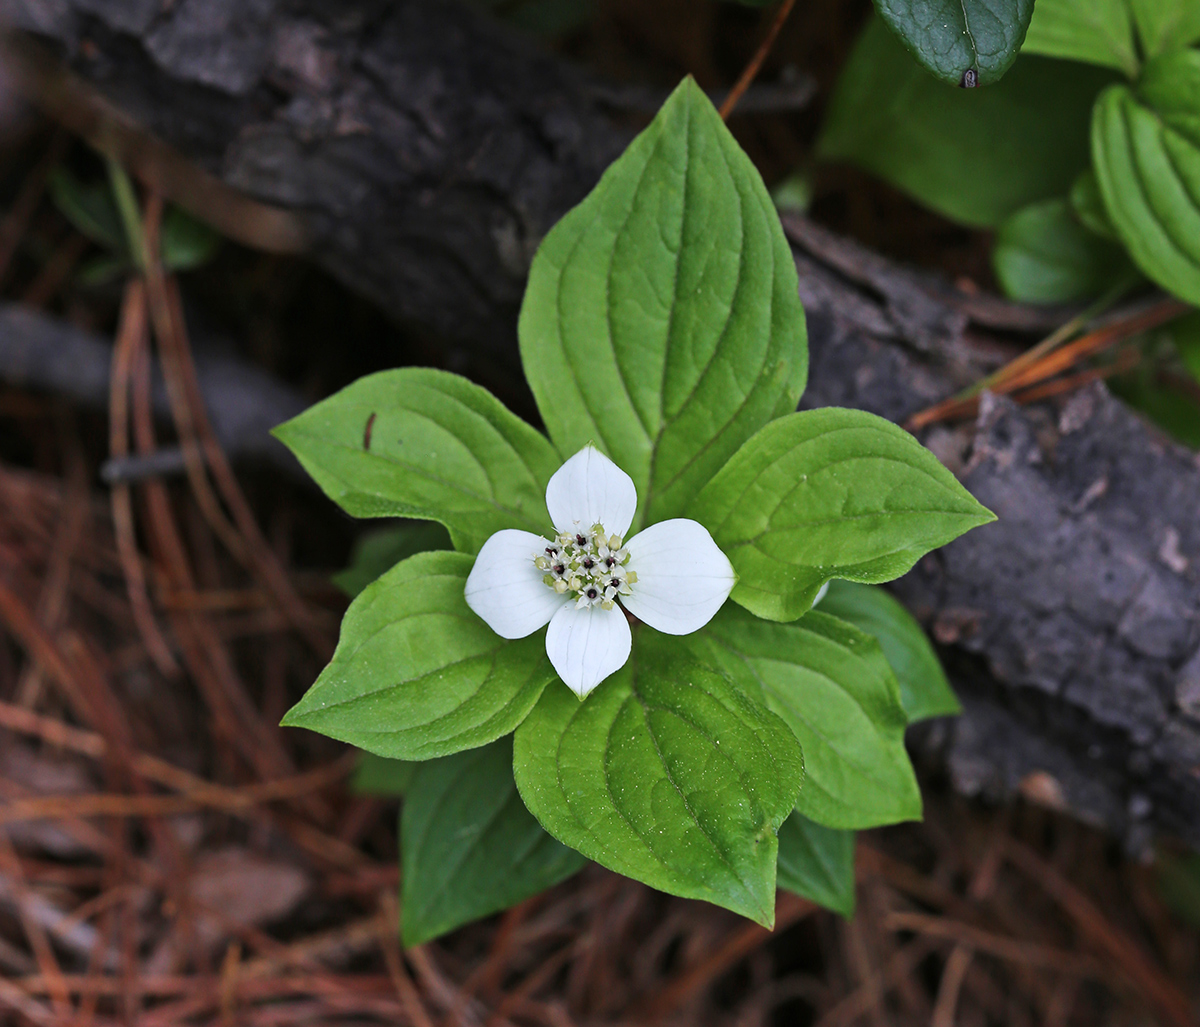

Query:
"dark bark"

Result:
[[6, 0, 1200, 847]]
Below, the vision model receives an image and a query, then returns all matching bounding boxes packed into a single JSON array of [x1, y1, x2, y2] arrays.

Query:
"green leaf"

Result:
[[704, 607, 922, 829], [816, 580, 959, 722], [352, 752, 416, 796], [1170, 309, 1200, 383], [48, 168, 126, 251], [1129, 0, 1200, 59], [519, 77, 807, 530], [875, 0, 1034, 87], [401, 737, 585, 946], [1156, 850, 1200, 929], [513, 633, 804, 925], [160, 206, 222, 271], [691, 407, 996, 623], [818, 17, 1117, 228], [1021, 0, 1138, 75], [1092, 51, 1200, 306], [334, 522, 452, 598], [992, 197, 1135, 303], [776, 811, 856, 917], [281, 551, 555, 760], [273, 368, 561, 554], [1070, 169, 1119, 238], [1109, 364, 1200, 448], [76, 254, 129, 288]]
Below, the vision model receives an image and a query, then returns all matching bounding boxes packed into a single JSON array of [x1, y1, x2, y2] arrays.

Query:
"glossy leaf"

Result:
[[692, 407, 996, 623], [401, 737, 585, 946], [819, 17, 1117, 227], [513, 634, 804, 925], [1092, 51, 1200, 306], [334, 522, 452, 598], [776, 811, 856, 917], [273, 368, 561, 554], [520, 77, 807, 530], [705, 607, 921, 829], [281, 551, 555, 760], [875, 0, 1034, 86], [352, 753, 416, 796], [1021, 0, 1138, 75], [816, 580, 959, 722], [992, 197, 1134, 303]]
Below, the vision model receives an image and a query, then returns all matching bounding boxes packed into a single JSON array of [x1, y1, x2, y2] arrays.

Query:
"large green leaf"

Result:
[[704, 607, 921, 830], [818, 17, 1117, 228], [273, 368, 561, 554], [992, 197, 1135, 303], [401, 737, 585, 946], [816, 580, 959, 722], [513, 633, 804, 925], [281, 551, 555, 759], [1092, 50, 1200, 306], [519, 77, 807, 530], [691, 407, 996, 623], [1129, 0, 1200, 59], [776, 811, 856, 918], [1021, 0, 1139, 75], [876, 0, 1034, 86]]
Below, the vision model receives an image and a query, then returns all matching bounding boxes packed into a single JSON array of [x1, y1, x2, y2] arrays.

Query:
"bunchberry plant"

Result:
[[275, 79, 994, 945]]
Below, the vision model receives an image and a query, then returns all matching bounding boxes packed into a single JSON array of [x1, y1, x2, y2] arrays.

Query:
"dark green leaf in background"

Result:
[[513, 634, 803, 925], [334, 522, 452, 598], [1092, 50, 1200, 306], [401, 738, 585, 946], [160, 206, 222, 271], [1156, 850, 1200, 930], [705, 607, 921, 829], [1171, 310, 1200, 383], [818, 17, 1117, 228], [520, 77, 807, 530], [776, 811, 856, 917], [816, 580, 960, 722], [1070, 169, 1119, 238], [1129, 0, 1200, 59], [1110, 364, 1200, 449], [1020, 0, 1139, 75], [692, 407, 995, 623], [281, 551, 556, 760], [875, 0, 1035, 86], [992, 197, 1135, 303], [352, 753, 416, 796], [48, 168, 126, 252], [273, 368, 561, 554]]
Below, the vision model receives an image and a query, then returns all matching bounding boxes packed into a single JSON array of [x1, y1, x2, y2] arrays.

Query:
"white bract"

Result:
[[464, 445, 736, 697]]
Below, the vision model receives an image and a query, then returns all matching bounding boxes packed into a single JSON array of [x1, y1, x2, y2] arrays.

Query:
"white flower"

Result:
[[464, 445, 736, 698]]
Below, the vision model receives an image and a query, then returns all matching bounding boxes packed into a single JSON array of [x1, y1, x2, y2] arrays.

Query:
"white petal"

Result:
[[544, 445, 637, 538], [464, 530, 568, 639], [813, 581, 830, 606], [545, 602, 632, 698], [621, 518, 736, 635]]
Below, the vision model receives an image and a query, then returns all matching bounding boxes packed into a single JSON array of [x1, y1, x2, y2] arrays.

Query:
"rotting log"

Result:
[[5, 0, 1199, 848]]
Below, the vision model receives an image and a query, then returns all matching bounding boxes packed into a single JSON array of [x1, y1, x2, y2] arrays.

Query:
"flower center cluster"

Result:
[[534, 522, 637, 611]]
